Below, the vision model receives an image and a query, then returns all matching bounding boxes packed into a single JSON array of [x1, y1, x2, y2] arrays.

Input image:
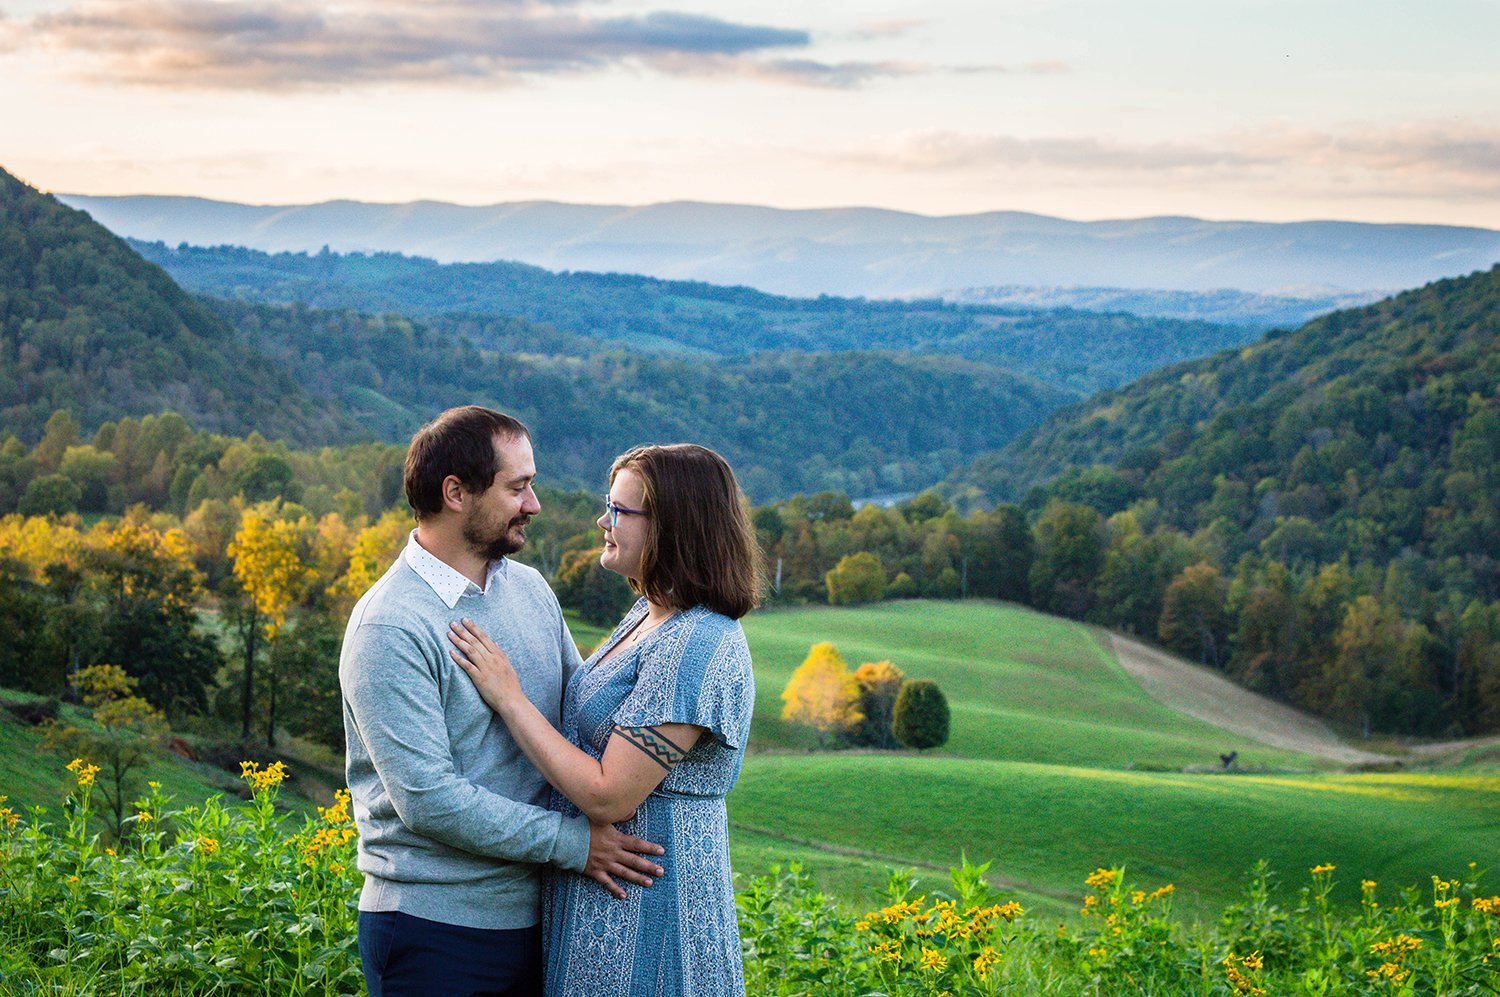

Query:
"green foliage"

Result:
[[1028, 501, 1105, 619], [734, 859, 1500, 996], [42, 664, 167, 835], [892, 678, 950, 751], [0, 170, 353, 448], [134, 239, 1260, 397], [0, 761, 360, 994], [826, 551, 885, 605], [17, 473, 80, 516], [553, 547, 636, 626], [945, 266, 1500, 735]]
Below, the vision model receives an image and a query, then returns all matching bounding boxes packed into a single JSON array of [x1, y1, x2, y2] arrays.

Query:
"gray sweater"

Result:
[[339, 552, 590, 930]]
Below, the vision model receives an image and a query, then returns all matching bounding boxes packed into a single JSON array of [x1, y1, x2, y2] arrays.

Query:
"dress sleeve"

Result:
[[612, 611, 755, 750]]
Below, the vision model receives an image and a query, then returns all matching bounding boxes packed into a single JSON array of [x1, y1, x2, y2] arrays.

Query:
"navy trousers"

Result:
[[357, 911, 544, 997]]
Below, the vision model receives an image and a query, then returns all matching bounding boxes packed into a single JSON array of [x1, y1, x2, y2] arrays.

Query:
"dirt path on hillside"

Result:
[[1105, 632, 1394, 766]]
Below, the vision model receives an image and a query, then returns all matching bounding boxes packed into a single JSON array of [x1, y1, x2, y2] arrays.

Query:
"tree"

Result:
[[553, 547, 636, 626], [1158, 562, 1230, 667], [17, 473, 81, 516], [892, 679, 950, 751], [329, 507, 410, 613], [44, 664, 168, 836], [228, 504, 316, 745], [82, 519, 220, 715], [826, 551, 884, 605], [780, 642, 863, 747], [1029, 501, 1104, 619], [849, 660, 906, 748]]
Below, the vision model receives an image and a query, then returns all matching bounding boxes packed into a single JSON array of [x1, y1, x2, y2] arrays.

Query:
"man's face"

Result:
[[461, 434, 541, 560]]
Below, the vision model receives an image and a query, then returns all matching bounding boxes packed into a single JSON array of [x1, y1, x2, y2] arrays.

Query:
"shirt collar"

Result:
[[402, 530, 508, 610]]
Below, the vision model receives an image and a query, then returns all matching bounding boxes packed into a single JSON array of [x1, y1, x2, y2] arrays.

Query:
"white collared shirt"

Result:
[[401, 530, 509, 610]]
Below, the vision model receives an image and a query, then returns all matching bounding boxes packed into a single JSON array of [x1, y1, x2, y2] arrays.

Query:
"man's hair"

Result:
[[404, 406, 531, 521], [610, 444, 765, 620]]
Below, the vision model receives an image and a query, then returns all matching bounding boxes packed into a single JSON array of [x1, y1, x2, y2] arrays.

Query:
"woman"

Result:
[[446, 443, 762, 997]]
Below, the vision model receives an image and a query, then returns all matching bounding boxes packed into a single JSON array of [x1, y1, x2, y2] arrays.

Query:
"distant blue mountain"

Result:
[[57, 195, 1500, 302]]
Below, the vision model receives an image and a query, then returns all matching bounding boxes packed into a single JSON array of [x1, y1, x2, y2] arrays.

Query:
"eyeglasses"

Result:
[[602, 495, 647, 528]]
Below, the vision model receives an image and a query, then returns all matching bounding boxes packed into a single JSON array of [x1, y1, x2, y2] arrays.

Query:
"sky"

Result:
[[2, 0, 1498, 227]]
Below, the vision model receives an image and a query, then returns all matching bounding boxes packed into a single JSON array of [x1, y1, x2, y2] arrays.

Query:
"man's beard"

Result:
[[465, 513, 531, 560]]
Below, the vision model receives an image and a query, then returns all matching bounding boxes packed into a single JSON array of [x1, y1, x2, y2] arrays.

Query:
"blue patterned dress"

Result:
[[543, 600, 755, 997]]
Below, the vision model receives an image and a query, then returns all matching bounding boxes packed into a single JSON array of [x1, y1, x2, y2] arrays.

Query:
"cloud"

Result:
[[13, 0, 814, 89], [822, 122, 1500, 200]]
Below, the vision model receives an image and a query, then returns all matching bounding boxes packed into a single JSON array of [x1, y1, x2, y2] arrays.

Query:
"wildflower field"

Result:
[[4, 761, 1498, 995]]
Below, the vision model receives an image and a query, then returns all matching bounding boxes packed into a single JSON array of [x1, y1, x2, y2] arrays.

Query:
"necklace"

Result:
[[626, 611, 672, 643]]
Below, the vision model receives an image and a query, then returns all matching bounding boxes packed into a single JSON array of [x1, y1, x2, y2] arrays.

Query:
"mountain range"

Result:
[[59, 194, 1500, 304]]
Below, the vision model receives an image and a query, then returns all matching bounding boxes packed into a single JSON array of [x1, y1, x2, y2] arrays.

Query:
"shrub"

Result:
[[892, 678, 950, 751]]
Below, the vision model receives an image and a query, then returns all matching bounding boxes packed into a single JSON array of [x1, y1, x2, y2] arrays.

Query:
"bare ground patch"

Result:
[[1103, 632, 1393, 767]]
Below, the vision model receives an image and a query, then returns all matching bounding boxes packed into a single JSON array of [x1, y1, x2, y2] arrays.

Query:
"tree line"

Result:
[[3, 408, 1496, 745]]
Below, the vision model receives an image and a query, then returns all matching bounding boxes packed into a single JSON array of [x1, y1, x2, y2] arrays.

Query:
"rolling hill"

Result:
[[0, 167, 1071, 498], [0, 170, 354, 445], [729, 602, 1498, 917], [947, 263, 1500, 527], [129, 240, 1259, 397], [58, 194, 1500, 299]]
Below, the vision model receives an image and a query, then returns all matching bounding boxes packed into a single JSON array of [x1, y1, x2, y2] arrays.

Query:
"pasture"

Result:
[[725, 601, 1499, 918]]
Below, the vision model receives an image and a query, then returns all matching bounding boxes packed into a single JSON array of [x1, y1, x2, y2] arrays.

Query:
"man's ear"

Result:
[[441, 474, 467, 514]]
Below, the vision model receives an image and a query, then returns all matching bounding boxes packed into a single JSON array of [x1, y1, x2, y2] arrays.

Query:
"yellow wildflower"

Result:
[[996, 901, 1024, 921], [854, 919, 871, 932], [66, 758, 100, 787], [240, 760, 289, 792], [1472, 896, 1500, 916], [136, 811, 152, 824], [974, 945, 999, 975], [1435, 897, 1459, 909], [1131, 890, 1146, 905], [196, 836, 219, 856], [0, 796, 17, 831], [1148, 884, 1175, 900], [1242, 951, 1263, 971], [1362, 879, 1377, 893], [919, 947, 946, 972], [1309, 863, 1335, 875], [1085, 868, 1120, 890], [105, 848, 116, 857]]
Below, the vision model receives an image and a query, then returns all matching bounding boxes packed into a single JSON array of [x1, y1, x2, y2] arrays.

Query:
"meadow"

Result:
[[725, 602, 1499, 921]]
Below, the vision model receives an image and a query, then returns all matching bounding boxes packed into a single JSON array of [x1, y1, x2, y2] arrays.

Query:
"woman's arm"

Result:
[[448, 619, 703, 825]]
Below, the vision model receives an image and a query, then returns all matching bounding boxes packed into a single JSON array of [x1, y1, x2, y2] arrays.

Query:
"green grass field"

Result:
[[724, 601, 1499, 919]]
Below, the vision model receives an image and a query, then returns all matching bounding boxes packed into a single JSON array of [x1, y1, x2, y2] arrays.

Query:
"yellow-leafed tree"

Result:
[[780, 642, 863, 747], [851, 659, 907, 748], [229, 503, 316, 746], [330, 508, 412, 613]]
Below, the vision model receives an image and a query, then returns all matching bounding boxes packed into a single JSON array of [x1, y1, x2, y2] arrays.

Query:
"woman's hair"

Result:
[[404, 406, 530, 521], [611, 444, 765, 619]]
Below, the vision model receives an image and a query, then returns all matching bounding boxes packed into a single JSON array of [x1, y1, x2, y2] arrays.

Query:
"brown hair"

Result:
[[404, 406, 531, 520], [611, 444, 765, 619]]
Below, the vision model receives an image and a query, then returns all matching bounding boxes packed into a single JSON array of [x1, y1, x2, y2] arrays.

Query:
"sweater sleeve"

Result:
[[343, 622, 590, 872]]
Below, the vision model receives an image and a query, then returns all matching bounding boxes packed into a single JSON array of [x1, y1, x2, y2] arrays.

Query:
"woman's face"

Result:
[[598, 467, 649, 582]]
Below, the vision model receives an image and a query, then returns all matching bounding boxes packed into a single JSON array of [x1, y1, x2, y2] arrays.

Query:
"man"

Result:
[[340, 406, 664, 997]]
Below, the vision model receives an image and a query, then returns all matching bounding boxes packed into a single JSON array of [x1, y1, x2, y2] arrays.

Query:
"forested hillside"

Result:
[[131, 241, 1259, 396], [936, 266, 1500, 735], [0, 170, 1070, 498], [215, 298, 1068, 498], [0, 171, 354, 445]]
